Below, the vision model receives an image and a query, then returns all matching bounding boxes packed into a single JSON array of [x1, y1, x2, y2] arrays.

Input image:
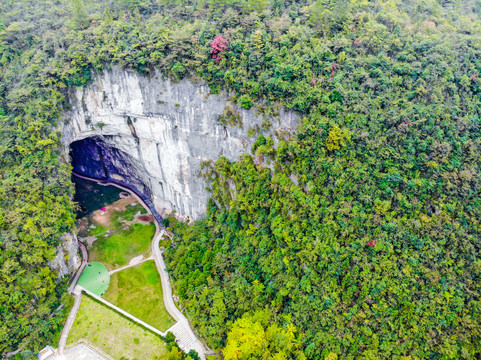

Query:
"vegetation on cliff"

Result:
[[1, 0, 481, 358]]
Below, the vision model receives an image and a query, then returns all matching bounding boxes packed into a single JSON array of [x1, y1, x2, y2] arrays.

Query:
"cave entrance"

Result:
[[69, 136, 152, 200], [69, 136, 165, 224], [71, 175, 123, 217]]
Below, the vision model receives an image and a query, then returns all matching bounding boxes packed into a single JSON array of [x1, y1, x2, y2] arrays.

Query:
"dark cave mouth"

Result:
[[69, 136, 152, 199], [70, 137, 109, 180], [69, 136, 165, 224]]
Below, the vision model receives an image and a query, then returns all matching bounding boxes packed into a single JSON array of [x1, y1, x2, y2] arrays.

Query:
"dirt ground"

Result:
[[135, 213, 154, 225], [77, 217, 89, 236], [91, 196, 137, 228], [76, 194, 154, 247]]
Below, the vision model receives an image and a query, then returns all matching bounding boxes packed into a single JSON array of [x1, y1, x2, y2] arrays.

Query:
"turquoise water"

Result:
[[72, 176, 123, 217]]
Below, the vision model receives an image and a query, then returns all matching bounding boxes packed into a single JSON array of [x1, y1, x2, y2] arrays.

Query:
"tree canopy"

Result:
[[1, 0, 481, 358]]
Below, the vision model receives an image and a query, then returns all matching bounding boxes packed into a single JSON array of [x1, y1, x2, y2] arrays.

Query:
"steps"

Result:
[[166, 321, 205, 359]]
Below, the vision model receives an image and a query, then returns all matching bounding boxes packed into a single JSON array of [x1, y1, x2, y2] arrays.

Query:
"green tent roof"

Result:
[[77, 262, 110, 297]]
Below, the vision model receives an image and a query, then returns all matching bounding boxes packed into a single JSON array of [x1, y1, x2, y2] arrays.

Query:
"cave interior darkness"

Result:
[[69, 136, 152, 200]]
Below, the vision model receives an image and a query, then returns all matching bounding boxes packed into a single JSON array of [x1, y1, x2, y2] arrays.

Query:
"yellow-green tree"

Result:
[[223, 310, 305, 360], [326, 125, 350, 151]]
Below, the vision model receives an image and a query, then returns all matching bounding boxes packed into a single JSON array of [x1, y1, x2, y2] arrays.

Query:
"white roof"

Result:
[[38, 346, 56, 360]]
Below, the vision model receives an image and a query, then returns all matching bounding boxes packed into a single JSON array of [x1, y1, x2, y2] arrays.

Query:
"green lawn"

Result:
[[103, 261, 175, 332], [68, 295, 168, 360], [111, 203, 147, 226], [86, 224, 109, 237], [89, 222, 156, 270], [77, 262, 110, 297]]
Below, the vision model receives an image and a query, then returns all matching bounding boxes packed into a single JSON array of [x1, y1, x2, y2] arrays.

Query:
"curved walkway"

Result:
[[58, 287, 82, 355], [72, 171, 164, 226], [61, 173, 209, 359], [60, 240, 88, 355], [152, 230, 208, 358]]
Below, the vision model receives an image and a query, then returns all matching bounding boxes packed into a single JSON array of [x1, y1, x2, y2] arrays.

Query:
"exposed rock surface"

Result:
[[50, 233, 81, 278], [62, 66, 298, 220]]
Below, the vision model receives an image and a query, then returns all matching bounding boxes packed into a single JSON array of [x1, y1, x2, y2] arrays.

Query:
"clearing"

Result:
[[67, 294, 169, 360], [88, 221, 155, 270], [103, 261, 175, 332], [78, 195, 156, 270]]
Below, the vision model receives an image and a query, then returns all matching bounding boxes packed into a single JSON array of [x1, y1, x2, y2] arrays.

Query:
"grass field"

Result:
[[68, 295, 168, 360], [103, 261, 175, 332], [111, 203, 147, 226], [89, 222, 156, 270]]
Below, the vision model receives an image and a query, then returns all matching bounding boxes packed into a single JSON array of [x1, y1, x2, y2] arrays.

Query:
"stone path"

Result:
[[108, 256, 153, 275], [67, 241, 88, 294], [58, 287, 82, 355], [59, 240, 88, 355], [152, 230, 208, 358]]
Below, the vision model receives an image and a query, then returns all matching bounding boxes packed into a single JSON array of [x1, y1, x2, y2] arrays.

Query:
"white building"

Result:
[[37, 345, 56, 360]]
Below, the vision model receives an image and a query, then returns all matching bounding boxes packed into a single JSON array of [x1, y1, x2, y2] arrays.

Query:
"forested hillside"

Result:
[[1, 0, 481, 358]]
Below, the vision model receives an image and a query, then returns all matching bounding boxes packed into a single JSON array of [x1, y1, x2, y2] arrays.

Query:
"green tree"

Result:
[[165, 346, 184, 360], [222, 310, 305, 360], [71, 0, 89, 29], [104, 5, 113, 23], [243, 0, 267, 13]]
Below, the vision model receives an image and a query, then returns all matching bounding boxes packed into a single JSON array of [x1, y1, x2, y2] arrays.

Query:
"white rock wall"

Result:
[[50, 233, 81, 278], [62, 66, 298, 220]]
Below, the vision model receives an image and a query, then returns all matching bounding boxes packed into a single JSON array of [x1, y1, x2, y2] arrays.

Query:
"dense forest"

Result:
[[1, 0, 481, 358]]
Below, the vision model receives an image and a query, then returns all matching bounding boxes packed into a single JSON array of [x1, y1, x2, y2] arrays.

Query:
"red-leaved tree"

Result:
[[366, 239, 377, 247], [331, 62, 338, 77], [210, 35, 228, 65]]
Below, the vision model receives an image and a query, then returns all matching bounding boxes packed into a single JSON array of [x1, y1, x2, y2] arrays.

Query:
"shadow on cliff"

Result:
[[70, 136, 151, 199]]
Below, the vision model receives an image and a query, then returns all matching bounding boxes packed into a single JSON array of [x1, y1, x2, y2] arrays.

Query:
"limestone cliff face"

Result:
[[62, 66, 298, 220], [50, 233, 81, 278]]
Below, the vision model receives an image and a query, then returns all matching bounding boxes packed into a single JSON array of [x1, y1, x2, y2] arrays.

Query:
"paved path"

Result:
[[60, 239, 88, 355], [58, 287, 82, 355], [108, 256, 153, 275], [153, 230, 208, 358], [68, 241, 88, 294]]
